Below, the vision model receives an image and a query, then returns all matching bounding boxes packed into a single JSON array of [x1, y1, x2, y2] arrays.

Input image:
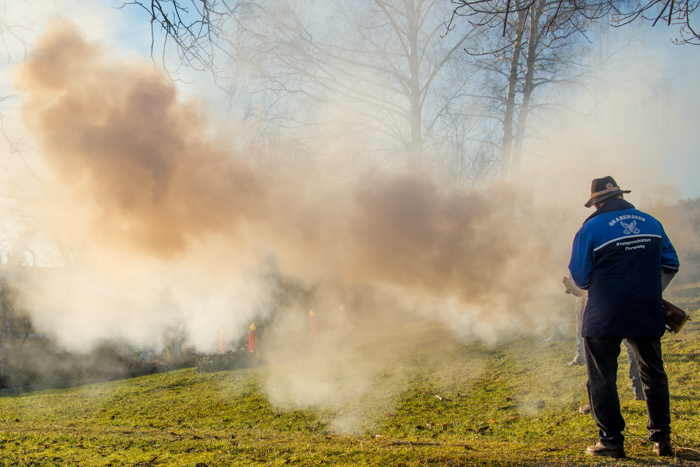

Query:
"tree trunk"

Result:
[[406, 0, 423, 170], [500, 6, 528, 181], [511, 0, 545, 177]]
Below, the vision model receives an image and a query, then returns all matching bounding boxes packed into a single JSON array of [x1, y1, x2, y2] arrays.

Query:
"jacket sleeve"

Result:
[[568, 227, 595, 290], [660, 226, 680, 271]]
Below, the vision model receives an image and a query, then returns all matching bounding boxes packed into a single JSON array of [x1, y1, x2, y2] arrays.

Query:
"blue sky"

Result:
[[648, 29, 700, 199], [1, 1, 698, 198]]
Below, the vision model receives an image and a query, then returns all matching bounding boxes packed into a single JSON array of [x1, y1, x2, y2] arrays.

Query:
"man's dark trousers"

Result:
[[584, 336, 671, 445]]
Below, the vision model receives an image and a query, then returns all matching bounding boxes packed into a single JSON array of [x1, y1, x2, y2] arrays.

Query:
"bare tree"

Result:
[[449, 0, 605, 180], [226, 0, 488, 172], [0, 10, 36, 63], [449, 0, 699, 46], [614, 0, 700, 45], [123, 0, 242, 77], [123, 0, 498, 182], [0, 4, 38, 165]]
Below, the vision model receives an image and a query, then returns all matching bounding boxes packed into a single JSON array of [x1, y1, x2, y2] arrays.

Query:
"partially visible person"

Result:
[[563, 276, 645, 402], [563, 275, 586, 366], [569, 176, 679, 459]]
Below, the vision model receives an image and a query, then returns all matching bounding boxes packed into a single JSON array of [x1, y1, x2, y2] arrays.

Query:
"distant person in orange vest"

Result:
[[219, 327, 226, 353]]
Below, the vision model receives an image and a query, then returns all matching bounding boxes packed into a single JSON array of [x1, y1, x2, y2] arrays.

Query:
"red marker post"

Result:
[[248, 322, 256, 352], [310, 310, 317, 336], [218, 327, 226, 353]]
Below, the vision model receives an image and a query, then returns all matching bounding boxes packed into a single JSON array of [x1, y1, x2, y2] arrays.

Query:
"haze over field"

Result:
[[0, 0, 698, 425], [10, 19, 562, 348]]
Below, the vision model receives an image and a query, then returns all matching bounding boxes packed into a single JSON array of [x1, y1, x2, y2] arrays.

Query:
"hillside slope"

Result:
[[1, 292, 699, 466]]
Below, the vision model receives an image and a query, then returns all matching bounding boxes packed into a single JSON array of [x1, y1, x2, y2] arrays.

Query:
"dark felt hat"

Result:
[[584, 176, 631, 208]]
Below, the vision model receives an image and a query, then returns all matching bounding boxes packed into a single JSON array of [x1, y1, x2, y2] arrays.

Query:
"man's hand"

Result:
[[563, 276, 573, 294], [563, 276, 585, 297]]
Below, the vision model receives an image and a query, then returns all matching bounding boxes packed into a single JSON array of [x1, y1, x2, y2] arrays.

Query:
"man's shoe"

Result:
[[586, 442, 625, 458], [652, 436, 673, 457], [579, 403, 591, 414], [568, 356, 585, 367]]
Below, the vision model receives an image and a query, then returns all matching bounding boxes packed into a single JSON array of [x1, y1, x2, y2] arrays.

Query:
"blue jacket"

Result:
[[568, 198, 679, 337]]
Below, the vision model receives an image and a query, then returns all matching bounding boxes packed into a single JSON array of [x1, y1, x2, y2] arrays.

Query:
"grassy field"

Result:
[[1, 291, 699, 466]]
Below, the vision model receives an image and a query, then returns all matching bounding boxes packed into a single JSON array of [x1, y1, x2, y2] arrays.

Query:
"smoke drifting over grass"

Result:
[[6, 18, 590, 422], [12, 17, 561, 351], [10, 13, 700, 432]]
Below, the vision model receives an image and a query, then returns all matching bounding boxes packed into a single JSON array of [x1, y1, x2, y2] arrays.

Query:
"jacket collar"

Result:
[[583, 197, 636, 225]]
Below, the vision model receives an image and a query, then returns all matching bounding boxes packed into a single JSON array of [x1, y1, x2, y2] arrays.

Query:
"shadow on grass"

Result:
[[0, 378, 94, 397], [670, 394, 696, 401]]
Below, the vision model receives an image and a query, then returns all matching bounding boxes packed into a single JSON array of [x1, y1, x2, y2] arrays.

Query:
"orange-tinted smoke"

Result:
[[15, 18, 266, 257], [15, 19, 557, 312], [345, 176, 487, 295], [343, 175, 553, 305]]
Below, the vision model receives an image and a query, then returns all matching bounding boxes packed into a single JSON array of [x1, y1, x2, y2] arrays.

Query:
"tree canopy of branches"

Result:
[[127, 0, 501, 186], [451, 0, 600, 180], [450, 0, 700, 46], [235, 0, 488, 170], [123, 0, 241, 76]]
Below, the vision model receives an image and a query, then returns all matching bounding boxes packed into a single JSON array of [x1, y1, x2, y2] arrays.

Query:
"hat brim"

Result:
[[584, 189, 631, 208]]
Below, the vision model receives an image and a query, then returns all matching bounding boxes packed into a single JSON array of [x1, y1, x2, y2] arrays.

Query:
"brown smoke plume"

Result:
[[13, 18, 563, 349], [16, 19, 266, 257]]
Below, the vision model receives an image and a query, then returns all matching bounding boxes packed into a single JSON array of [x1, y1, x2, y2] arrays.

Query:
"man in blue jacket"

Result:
[[569, 176, 679, 458]]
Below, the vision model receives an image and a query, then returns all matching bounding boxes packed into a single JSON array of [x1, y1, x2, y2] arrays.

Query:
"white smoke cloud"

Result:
[[0, 5, 698, 432]]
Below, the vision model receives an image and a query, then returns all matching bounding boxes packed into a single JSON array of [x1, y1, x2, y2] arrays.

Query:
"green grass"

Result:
[[1, 300, 700, 466]]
